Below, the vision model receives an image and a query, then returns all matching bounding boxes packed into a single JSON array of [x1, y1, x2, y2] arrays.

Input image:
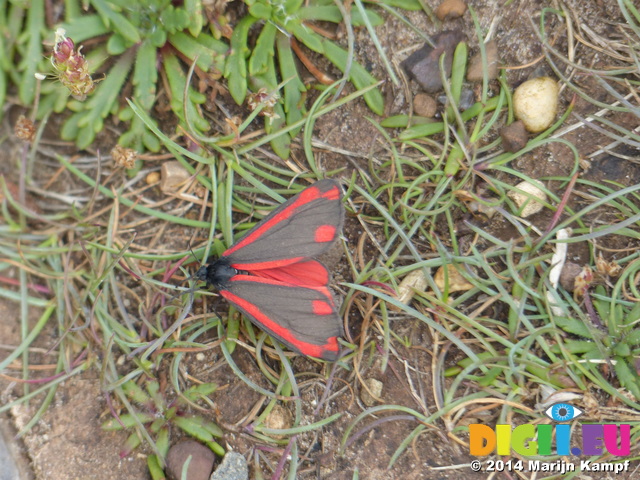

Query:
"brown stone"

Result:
[[466, 40, 499, 82], [435, 0, 467, 21], [413, 93, 437, 117], [402, 30, 466, 93], [166, 441, 216, 480], [500, 120, 528, 153]]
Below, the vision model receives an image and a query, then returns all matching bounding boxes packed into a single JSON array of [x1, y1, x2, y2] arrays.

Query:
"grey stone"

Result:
[[210, 452, 248, 480]]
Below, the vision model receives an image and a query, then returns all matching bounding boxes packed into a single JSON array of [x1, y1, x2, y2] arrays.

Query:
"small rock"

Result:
[[437, 88, 475, 110], [507, 180, 547, 217], [210, 452, 248, 480], [500, 120, 528, 152], [466, 40, 499, 82], [433, 264, 474, 292], [395, 269, 429, 306], [560, 263, 583, 292], [513, 77, 559, 132], [264, 404, 292, 439], [166, 441, 216, 480], [161, 160, 191, 194], [435, 0, 467, 20], [413, 93, 437, 117], [361, 378, 383, 407], [146, 171, 161, 185], [402, 30, 466, 93]]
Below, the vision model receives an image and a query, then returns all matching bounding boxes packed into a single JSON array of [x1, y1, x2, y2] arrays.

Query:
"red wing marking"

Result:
[[314, 225, 337, 243], [243, 260, 330, 287], [223, 183, 342, 257], [220, 276, 341, 360], [312, 299, 334, 315], [231, 257, 305, 272]]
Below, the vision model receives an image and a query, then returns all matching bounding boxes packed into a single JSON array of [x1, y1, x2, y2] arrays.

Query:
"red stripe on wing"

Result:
[[220, 277, 340, 360], [238, 260, 330, 287], [231, 257, 305, 271], [312, 299, 334, 315], [223, 183, 342, 257]]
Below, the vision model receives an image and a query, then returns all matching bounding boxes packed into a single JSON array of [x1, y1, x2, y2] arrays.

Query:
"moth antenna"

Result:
[[188, 242, 202, 266]]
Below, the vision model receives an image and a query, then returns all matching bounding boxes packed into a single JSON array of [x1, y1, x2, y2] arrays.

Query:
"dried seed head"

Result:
[[15, 115, 36, 142], [595, 253, 622, 277], [247, 88, 280, 120], [111, 145, 138, 169], [573, 265, 594, 299]]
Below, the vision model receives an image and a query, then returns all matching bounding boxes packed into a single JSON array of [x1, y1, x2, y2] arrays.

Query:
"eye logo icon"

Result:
[[544, 403, 583, 422]]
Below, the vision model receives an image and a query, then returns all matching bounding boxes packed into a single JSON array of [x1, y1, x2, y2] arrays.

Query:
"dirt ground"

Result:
[[2, 0, 640, 479]]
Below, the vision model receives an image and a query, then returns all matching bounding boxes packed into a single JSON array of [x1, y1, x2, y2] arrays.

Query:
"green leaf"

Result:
[[149, 28, 167, 48], [168, 31, 216, 71], [446, 41, 467, 121], [195, 31, 229, 56], [276, 31, 306, 131], [613, 355, 640, 399], [123, 379, 153, 404], [291, 23, 324, 53], [147, 455, 165, 480], [119, 107, 162, 152], [187, 383, 218, 397], [613, 342, 631, 356], [549, 340, 596, 354], [156, 426, 170, 458], [399, 96, 500, 140], [185, 0, 204, 37], [624, 328, 640, 346], [297, 6, 383, 26], [91, 0, 141, 44], [554, 316, 593, 339], [249, 2, 272, 19], [102, 412, 156, 430], [366, 0, 422, 9], [322, 38, 384, 115], [174, 416, 218, 442], [201, 419, 224, 438], [17, 0, 44, 104], [133, 39, 157, 110], [477, 366, 503, 387], [380, 115, 434, 128], [60, 15, 110, 43], [162, 52, 210, 133], [224, 15, 257, 104], [266, 103, 290, 159], [285, 0, 305, 15], [249, 22, 277, 76], [0, 61, 5, 121], [252, 58, 291, 159], [159, 5, 190, 33], [107, 33, 129, 55], [627, 301, 640, 324], [121, 432, 142, 456]]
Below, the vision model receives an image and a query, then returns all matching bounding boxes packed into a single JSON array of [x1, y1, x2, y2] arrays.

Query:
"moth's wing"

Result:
[[220, 275, 343, 361], [222, 180, 344, 270]]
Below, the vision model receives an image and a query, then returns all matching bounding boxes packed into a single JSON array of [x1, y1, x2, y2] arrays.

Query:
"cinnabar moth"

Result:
[[196, 179, 345, 361]]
